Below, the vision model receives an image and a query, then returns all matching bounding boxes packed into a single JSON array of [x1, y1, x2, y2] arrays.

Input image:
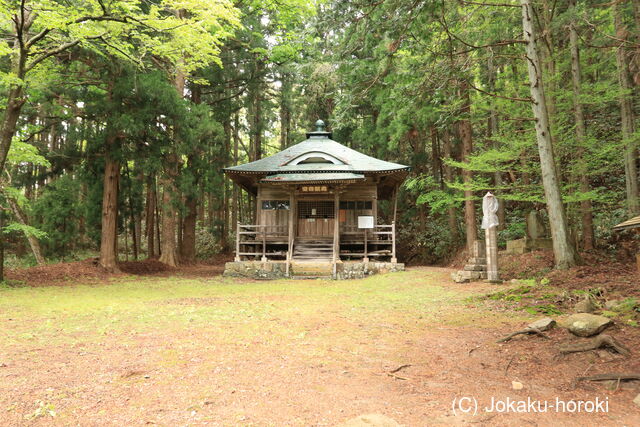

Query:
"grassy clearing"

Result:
[[0, 270, 526, 352]]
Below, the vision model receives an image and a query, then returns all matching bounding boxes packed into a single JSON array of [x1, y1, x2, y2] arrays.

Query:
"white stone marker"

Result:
[[482, 192, 500, 282]]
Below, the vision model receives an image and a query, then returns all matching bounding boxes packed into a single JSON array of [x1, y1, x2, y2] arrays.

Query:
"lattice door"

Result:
[[297, 201, 335, 237]]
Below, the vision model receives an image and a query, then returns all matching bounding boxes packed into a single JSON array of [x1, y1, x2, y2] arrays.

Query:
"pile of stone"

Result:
[[451, 241, 487, 283]]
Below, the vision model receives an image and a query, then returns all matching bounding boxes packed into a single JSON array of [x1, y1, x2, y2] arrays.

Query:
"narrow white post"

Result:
[[363, 229, 369, 263], [235, 221, 241, 261], [261, 226, 267, 263], [485, 227, 498, 281], [482, 192, 500, 282]]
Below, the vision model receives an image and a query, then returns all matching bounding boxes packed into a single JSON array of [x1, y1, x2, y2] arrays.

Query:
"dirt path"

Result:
[[0, 267, 638, 426]]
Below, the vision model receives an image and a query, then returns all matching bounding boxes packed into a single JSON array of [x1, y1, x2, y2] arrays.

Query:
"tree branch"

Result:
[[461, 1, 521, 7], [468, 80, 532, 102], [25, 40, 80, 72]]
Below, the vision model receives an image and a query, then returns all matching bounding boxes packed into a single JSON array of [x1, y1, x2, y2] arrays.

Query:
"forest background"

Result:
[[1, 0, 639, 276]]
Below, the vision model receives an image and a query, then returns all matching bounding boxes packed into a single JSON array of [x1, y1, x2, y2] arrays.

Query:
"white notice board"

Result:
[[358, 216, 374, 229]]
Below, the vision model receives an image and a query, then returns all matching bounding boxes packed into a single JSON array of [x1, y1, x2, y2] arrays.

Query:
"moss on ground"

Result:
[[0, 270, 524, 350]]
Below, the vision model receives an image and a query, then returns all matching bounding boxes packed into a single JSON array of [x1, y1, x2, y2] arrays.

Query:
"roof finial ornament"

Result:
[[315, 119, 326, 132]]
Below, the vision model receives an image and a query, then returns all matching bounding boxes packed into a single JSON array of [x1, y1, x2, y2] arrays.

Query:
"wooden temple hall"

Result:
[[223, 120, 409, 279]]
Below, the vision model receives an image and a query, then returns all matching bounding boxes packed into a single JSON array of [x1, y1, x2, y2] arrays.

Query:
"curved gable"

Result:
[[286, 151, 346, 166]]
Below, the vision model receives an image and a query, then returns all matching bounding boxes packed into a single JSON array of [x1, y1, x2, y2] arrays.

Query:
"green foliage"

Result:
[[0, 0, 638, 267], [7, 141, 50, 168], [32, 175, 82, 255], [195, 226, 223, 260], [406, 175, 459, 215], [3, 223, 47, 240]]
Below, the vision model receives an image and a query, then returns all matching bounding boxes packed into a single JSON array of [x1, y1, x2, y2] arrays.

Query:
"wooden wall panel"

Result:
[[257, 182, 379, 232], [257, 185, 290, 231]]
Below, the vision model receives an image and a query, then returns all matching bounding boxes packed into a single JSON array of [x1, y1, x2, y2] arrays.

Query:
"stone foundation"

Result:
[[223, 261, 288, 279], [335, 261, 405, 280], [223, 261, 405, 280]]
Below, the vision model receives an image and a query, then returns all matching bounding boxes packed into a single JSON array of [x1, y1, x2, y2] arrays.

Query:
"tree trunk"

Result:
[[487, 56, 506, 230], [158, 171, 178, 267], [540, 0, 557, 137], [221, 118, 232, 250], [614, 2, 640, 215], [280, 72, 292, 150], [569, 1, 595, 250], [158, 55, 185, 267], [146, 174, 156, 258], [99, 139, 120, 272], [134, 167, 143, 259], [232, 113, 239, 235], [7, 197, 46, 265], [0, 40, 27, 179], [181, 192, 197, 263], [0, 211, 4, 281], [250, 59, 265, 161], [521, 0, 578, 269], [442, 129, 460, 242], [430, 126, 442, 184], [458, 80, 478, 252]]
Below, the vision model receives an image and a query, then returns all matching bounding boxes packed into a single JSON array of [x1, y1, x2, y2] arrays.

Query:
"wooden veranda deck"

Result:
[[234, 222, 397, 276]]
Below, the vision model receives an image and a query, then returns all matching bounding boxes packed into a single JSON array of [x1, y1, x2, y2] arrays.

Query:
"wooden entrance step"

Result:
[[293, 238, 334, 261]]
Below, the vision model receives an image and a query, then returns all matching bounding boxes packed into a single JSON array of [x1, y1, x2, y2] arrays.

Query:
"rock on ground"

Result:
[[574, 298, 596, 313], [634, 394, 640, 408], [528, 317, 556, 332], [604, 298, 638, 312], [564, 313, 613, 337]]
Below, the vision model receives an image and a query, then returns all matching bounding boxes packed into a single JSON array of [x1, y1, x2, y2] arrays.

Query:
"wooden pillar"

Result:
[[391, 184, 399, 264], [392, 184, 399, 225], [391, 222, 397, 264], [363, 229, 369, 263], [261, 226, 267, 263], [287, 188, 295, 276], [333, 189, 340, 277], [235, 221, 240, 261]]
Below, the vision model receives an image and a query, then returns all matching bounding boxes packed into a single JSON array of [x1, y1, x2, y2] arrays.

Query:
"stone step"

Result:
[[294, 256, 333, 259], [452, 270, 488, 283], [463, 264, 487, 272], [291, 261, 333, 276]]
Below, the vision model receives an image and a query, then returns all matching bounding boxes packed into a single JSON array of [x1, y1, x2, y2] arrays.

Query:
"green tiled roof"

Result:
[[261, 172, 365, 183], [224, 135, 409, 174]]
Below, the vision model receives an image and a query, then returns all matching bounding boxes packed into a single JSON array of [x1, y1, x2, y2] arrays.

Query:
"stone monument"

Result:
[[505, 210, 553, 254], [482, 192, 500, 282]]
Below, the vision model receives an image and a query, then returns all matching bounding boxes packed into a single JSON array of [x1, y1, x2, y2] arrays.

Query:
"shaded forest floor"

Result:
[[4, 254, 233, 287], [448, 249, 640, 300], [0, 267, 638, 425]]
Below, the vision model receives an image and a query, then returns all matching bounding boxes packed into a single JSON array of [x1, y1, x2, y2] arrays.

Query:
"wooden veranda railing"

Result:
[[234, 221, 398, 267], [234, 223, 288, 262], [338, 222, 397, 263]]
